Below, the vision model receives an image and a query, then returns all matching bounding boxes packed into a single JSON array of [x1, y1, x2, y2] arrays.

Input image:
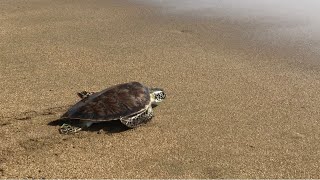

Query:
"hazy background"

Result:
[[136, 0, 320, 22], [135, 0, 320, 64]]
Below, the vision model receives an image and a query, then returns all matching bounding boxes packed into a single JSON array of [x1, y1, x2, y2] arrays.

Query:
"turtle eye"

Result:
[[160, 92, 166, 99]]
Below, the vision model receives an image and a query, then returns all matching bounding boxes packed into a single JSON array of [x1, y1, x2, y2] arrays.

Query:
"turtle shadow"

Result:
[[48, 119, 130, 134]]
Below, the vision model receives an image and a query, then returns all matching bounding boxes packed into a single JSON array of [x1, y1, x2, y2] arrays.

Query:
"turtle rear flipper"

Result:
[[59, 121, 94, 134], [77, 91, 95, 99], [59, 123, 82, 134]]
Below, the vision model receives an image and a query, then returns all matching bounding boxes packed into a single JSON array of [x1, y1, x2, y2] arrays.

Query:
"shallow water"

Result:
[[135, 0, 320, 65], [137, 0, 320, 24]]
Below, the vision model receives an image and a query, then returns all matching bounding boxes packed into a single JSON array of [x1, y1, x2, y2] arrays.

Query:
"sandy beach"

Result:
[[1, 0, 320, 178]]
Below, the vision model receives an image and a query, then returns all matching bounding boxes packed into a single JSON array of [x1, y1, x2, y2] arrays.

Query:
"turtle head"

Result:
[[150, 88, 166, 107]]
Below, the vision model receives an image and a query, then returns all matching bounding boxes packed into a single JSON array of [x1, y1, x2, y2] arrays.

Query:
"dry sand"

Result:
[[1, 0, 320, 178]]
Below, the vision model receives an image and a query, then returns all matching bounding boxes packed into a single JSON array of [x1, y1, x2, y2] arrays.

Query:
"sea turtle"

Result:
[[59, 82, 166, 134]]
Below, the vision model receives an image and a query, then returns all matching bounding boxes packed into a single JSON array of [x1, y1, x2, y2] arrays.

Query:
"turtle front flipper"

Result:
[[77, 91, 95, 99], [120, 106, 154, 128]]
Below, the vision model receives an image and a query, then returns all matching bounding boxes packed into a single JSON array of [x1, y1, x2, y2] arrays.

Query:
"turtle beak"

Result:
[[161, 91, 166, 100]]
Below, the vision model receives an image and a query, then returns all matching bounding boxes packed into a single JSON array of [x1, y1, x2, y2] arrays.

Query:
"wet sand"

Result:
[[1, 0, 320, 178]]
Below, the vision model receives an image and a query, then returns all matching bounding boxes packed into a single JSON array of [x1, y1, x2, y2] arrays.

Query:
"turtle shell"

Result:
[[61, 82, 151, 122]]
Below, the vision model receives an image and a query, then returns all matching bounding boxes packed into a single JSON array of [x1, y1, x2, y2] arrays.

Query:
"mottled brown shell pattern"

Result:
[[61, 82, 151, 122]]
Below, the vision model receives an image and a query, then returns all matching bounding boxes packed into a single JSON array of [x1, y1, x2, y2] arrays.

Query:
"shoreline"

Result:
[[1, 0, 320, 178]]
